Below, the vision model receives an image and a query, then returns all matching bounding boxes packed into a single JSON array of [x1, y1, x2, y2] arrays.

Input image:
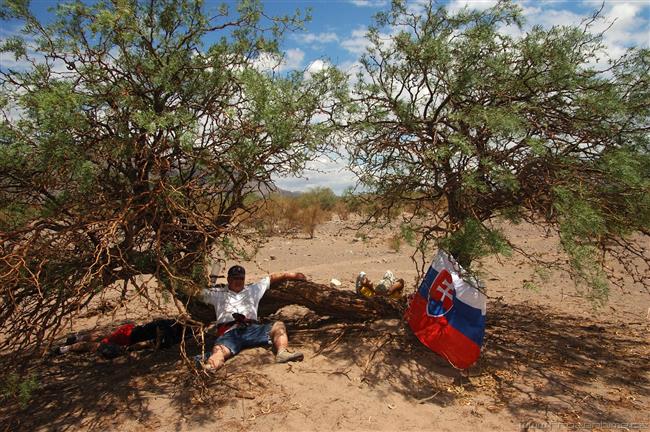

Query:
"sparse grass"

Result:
[[388, 233, 402, 252]]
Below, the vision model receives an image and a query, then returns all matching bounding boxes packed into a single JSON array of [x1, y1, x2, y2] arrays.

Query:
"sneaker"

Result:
[[355, 272, 367, 294], [193, 353, 214, 369], [382, 270, 395, 284], [276, 349, 304, 364], [193, 353, 208, 367], [194, 354, 220, 374], [50, 345, 68, 356]]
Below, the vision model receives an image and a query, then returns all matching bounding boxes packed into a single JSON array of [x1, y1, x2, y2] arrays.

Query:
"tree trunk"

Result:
[[181, 280, 403, 324]]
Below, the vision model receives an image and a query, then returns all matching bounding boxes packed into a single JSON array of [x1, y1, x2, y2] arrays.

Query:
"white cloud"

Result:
[[0, 51, 31, 70], [341, 27, 371, 55], [273, 155, 356, 195], [338, 60, 368, 87], [442, 0, 649, 63], [283, 48, 305, 70], [533, 8, 584, 28], [252, 48, 305, 72], [596, 3, 649, 48], [446, 0, 498, 14], [294, 32, 339, 44], [496, 1, 649, 66], [305, 59, 330, 78], [349, 0, 389, 7], [252, 52, 282, 71]]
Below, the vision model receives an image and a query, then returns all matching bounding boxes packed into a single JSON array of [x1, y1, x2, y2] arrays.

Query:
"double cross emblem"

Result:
[[426, 268, 455, 317]]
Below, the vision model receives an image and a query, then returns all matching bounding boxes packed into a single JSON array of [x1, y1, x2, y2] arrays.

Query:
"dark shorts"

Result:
[[130, 319, 189, 349], [213, 323, 273, 356]]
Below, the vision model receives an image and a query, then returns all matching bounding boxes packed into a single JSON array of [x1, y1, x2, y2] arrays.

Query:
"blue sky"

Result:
[[2, 0, 649, 194]]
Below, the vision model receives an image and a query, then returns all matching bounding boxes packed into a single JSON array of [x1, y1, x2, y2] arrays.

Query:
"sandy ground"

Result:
[[2, 217, 649, 432]]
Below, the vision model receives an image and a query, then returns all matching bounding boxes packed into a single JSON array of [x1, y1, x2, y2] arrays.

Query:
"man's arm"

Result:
[[269, 271, 307, 286]]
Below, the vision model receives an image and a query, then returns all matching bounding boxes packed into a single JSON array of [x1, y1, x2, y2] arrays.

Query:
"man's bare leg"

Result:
[[387, 279, 405, 298], [270, 321, 303, 363], [60, 341, 101, 353], [270, 321, 289, 352], [72, 330, 102, 343], [54, 330, 103, 354]]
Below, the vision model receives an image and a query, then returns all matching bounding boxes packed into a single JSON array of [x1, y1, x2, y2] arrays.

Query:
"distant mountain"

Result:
[[276, 187, 302, 197], [251, 181, 302, 198]]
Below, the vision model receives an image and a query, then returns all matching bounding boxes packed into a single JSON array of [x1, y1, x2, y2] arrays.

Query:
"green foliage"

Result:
[[554, 187, 606, 239], [563, 241, 609, 306], [554, 185, 612, 304], [344, 0, 649, 300], [1, 372, 39, 408], [298, 187, 338, 211], [0, 0, 346, 351], [400, 223, 416, 247], [439, 219, 512, 267]]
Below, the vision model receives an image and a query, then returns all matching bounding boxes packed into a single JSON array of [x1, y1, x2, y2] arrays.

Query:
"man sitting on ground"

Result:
[[53, 318, 190, 359], [197, 265, 306, 372]]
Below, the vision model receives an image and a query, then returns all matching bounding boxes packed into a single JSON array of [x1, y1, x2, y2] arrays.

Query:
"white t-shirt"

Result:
[[200, 276, 271, 325]]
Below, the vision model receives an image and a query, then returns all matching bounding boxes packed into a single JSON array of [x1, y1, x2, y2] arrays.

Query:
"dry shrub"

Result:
[[234, 196, 285, 236], [240, 188, 339, 238], [279, 198, 302, 232], [295, 204, 330, 238], [333, 201, 350, 221]]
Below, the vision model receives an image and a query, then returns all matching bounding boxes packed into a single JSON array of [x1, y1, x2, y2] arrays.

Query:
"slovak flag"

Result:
[[405, 250, 487, 369]]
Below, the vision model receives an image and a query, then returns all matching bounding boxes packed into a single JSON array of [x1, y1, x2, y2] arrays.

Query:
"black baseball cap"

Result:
[[227, 265, 246, 278]]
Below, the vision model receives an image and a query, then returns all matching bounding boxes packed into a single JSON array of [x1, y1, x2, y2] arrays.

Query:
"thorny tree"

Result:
[[0, 0, 345, 352], [345, 0, 649, 301]]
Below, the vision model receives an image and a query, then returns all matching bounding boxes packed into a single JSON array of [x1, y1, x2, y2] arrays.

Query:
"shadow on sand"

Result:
[[291, 300, 648, 425], [1, 301, 648, 430]]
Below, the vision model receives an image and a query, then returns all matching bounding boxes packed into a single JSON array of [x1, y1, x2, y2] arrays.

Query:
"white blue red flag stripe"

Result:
[[405, 250, 487, 369]]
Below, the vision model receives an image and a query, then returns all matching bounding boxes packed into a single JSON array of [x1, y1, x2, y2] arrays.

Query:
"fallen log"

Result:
[[181, 280, 403, 324], [260, 279, 403, 320]]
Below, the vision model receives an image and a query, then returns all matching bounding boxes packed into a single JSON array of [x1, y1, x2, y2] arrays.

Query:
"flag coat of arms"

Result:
[[405, 250, 487, 369]]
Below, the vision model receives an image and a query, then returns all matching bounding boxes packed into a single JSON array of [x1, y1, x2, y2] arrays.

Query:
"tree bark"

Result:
[[181, 280, 403, 324], [260, 280, 403, 320]]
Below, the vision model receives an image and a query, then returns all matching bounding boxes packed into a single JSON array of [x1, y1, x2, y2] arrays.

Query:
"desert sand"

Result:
[[3, 218, 649, 432]]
